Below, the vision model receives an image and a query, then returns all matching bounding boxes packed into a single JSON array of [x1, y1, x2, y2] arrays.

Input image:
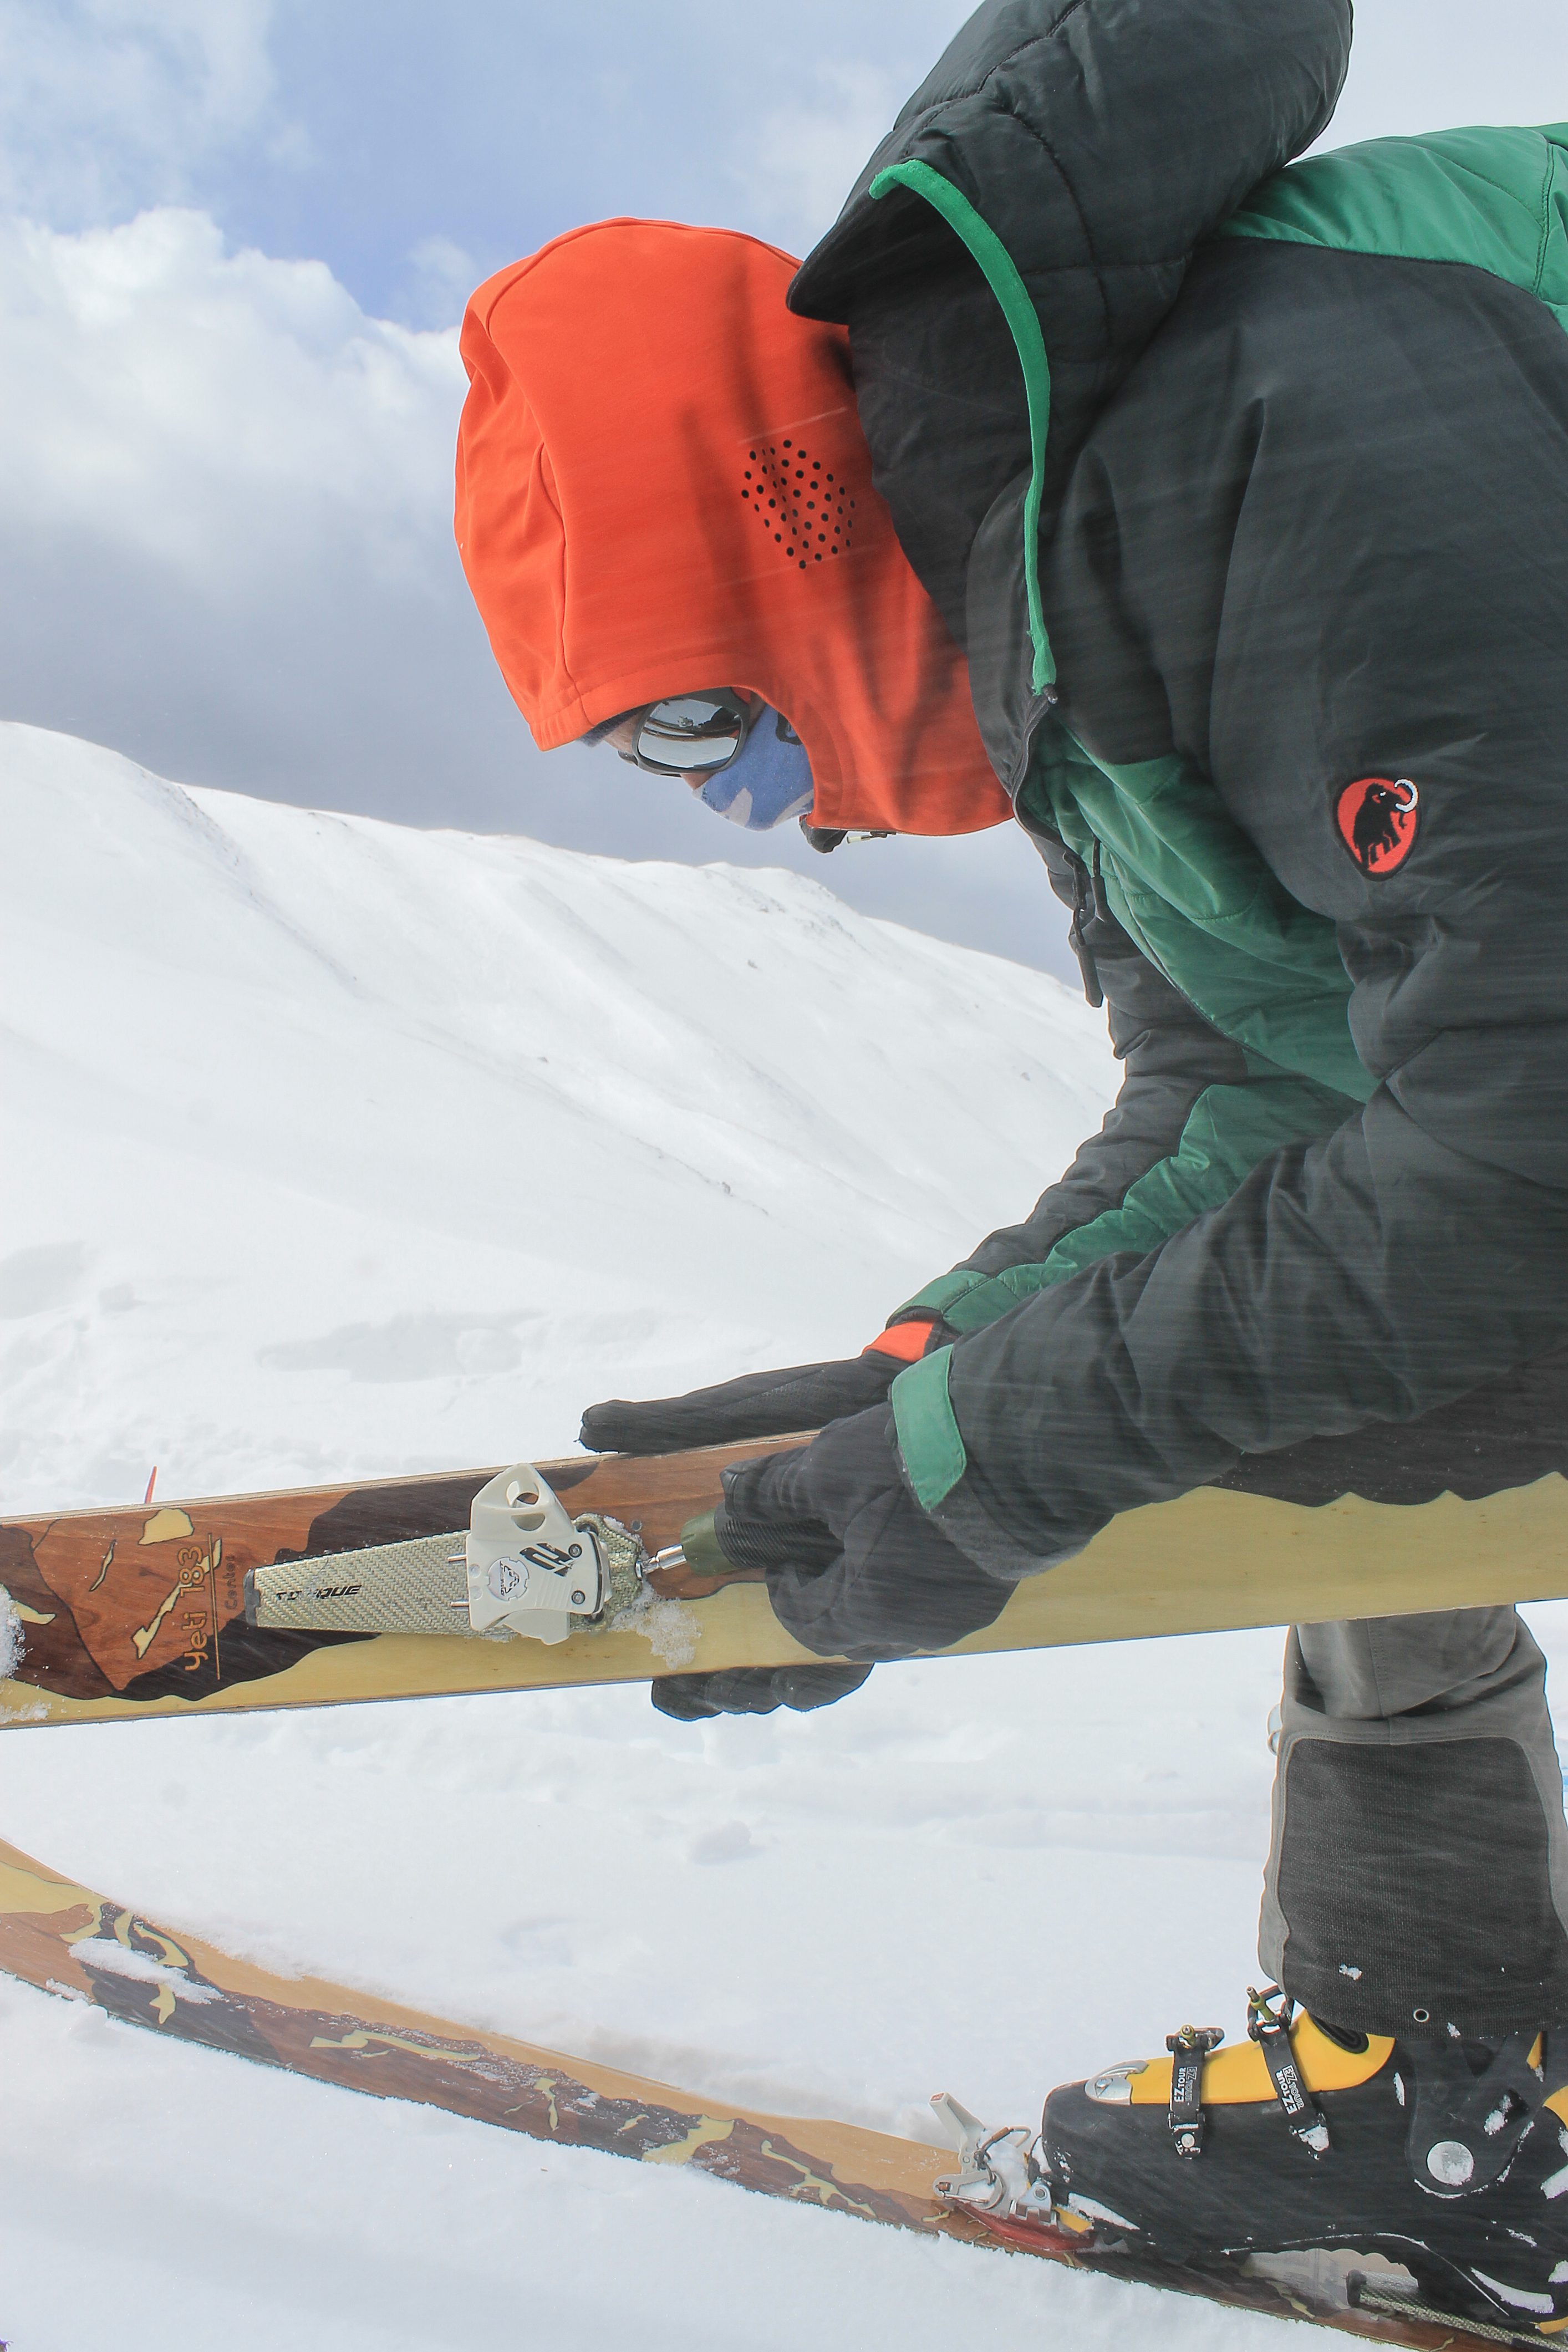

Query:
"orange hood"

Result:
[[454, 218, 1009, 837]]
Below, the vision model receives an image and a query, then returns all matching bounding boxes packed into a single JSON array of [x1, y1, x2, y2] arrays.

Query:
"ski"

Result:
[[0, 1827, 1532, 2348], [4, 1409, 1568, 1728]]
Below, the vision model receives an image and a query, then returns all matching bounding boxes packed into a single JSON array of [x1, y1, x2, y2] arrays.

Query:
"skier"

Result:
[[454, 0, 1568, 2326]]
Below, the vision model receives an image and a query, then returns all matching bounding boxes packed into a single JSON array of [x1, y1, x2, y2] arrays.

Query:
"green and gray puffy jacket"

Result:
[[768, 0, 1568, 1645]]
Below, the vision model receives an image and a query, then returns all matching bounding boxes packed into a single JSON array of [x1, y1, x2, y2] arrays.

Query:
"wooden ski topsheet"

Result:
[[4, 1440, 1568, 1728], [0, 1829, 960, 2228], [0, 1830, 1515, 2348]]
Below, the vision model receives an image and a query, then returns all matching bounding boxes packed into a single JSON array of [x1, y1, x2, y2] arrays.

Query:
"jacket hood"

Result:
[[786, 0, 1351, 792], [455, 218, 1010, 836]]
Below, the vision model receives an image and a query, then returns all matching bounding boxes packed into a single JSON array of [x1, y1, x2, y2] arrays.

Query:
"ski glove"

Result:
[[651, 1663, 873, 1721], [579, 1327, 933, 1456], [712, 1407, 1013, 1663]]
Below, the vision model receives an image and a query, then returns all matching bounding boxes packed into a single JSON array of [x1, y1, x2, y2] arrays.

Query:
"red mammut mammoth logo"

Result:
[[1335, 776, 1419, 876]]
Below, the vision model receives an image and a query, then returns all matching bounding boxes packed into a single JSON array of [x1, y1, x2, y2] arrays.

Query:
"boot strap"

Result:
[[1165, 2023, 1224, 2157], [1247, 1986, 1331, 2156]]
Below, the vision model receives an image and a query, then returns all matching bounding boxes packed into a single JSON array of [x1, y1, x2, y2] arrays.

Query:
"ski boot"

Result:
[[934, 1988, 1568, 2341]]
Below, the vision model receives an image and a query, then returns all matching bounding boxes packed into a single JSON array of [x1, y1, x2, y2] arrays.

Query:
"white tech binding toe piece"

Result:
[[245, 1465, 615, 1645]]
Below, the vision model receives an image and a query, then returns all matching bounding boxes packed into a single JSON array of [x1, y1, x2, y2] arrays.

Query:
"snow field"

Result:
[[0, 721, 1110, 1506], [6, 721, 1566, 2346]]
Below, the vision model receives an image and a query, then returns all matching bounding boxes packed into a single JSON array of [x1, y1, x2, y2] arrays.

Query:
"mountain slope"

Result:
[[1, 721, 1111, 1510]]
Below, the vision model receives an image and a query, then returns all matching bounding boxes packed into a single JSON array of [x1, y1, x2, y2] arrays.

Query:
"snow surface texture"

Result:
[[6, 720, 1566, 2348], [1, 721, 1113, 1505]]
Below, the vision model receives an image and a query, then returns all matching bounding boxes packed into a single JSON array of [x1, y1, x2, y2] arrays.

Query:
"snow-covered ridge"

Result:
[[1, 721, 1113, 1510]]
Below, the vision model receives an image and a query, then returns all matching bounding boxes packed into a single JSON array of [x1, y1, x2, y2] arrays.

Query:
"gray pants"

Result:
[[1260, 1608, 1568, 2037]]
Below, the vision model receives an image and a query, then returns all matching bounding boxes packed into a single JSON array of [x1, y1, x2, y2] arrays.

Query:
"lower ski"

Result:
[[0, 1830, 1525, 2348]]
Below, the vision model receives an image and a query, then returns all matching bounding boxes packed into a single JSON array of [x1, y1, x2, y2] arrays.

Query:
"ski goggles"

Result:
[[614, 690, 758, 777]]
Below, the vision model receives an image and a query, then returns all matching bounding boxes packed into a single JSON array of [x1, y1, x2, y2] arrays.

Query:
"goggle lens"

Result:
[[633, 694, 749, 772]]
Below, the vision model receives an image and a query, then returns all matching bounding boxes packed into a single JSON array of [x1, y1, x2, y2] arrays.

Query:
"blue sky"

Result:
[[7, 2, 958, 308], [1, 0, 1564, 970]]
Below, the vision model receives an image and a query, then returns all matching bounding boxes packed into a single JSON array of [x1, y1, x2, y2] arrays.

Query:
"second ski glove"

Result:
[[579, 1324, 935, 1455], [651, 1663, 873, 1720], [713, 1407, 1013, 1662]]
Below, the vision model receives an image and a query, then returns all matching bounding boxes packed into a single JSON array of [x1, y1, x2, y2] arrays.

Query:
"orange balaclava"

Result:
[[454, 218, 1010, 838]]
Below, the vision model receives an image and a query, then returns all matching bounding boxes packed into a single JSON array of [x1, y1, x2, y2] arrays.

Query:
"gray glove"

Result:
[[715, 1409, 1011, 1661], [651, 1663, 873, 1720]]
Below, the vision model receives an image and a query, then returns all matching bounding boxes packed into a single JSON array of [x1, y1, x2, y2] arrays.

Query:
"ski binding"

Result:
[[464, 1467, 608, 1642], [245, 1465, 638, 1646], [929, 2093, 1087, 2249]]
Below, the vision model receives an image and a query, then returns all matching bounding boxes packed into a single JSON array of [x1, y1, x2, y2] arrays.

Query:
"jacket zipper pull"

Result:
[[1063, 847, 1104, 1009]]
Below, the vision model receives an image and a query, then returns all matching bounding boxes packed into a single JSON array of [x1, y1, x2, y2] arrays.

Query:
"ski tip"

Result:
[[143, 1465, 158, 1505]]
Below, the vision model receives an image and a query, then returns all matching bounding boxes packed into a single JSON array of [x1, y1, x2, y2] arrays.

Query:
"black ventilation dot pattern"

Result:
[[739, 438, 856, 569]]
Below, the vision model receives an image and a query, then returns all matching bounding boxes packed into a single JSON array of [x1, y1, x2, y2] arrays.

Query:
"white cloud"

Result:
[[0, 203, 538, 853], [0, 0, 279, 223], [732, 60, 900, 253], [0, 207, 463, 579]]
